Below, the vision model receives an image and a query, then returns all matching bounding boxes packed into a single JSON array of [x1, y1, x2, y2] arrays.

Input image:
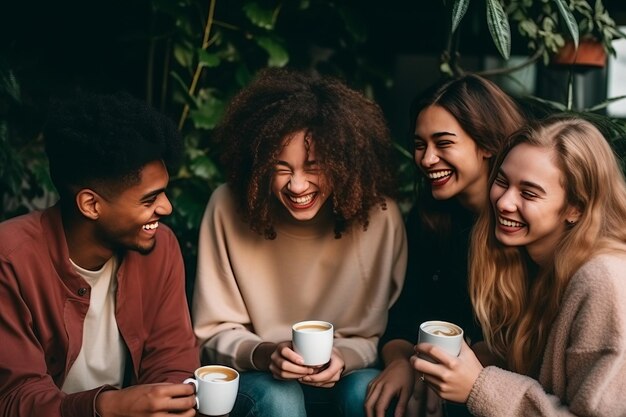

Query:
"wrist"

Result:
[[95, 389, 115, 417], [381, 339, 414, 365], [251, 342, 277, 371]]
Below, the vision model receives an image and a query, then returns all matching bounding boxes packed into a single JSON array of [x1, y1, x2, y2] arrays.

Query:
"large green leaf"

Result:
[[243, 2, 279, 30], [553, 0, 579, 48], [173, 43, 194, 68], [189, 94, 225, 129], [189, 154, 220, 180], [255, 36, 289, 67], [451, 0, 470, 34], [197, 49, 221, 68], [486, 0, 511, 59]]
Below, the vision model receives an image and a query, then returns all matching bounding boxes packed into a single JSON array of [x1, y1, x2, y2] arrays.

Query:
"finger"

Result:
[[301, 365, 340, 383], [268, 362, 311, 380], [394, 387, 411, 417], [165, 382, 197, 397], [374, 393, 392, 417], [365, 379, 380, 403], [364, 384, 383, 417], [166, 395, 197, 412], [271, 353, 315, 376], [278, 344, 307, 366], [412, 354, 445, 377], [416, 343, 457, 366]]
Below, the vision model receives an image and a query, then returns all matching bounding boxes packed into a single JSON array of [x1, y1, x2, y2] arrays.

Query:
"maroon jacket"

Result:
[[0, 206, 199, 417]]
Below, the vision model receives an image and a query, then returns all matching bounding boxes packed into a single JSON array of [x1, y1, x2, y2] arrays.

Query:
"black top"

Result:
[[380, 202, 483, 349]]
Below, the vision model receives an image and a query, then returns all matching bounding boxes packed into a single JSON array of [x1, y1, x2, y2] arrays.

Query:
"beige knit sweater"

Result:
[[467, 253, 626, 417], [192, 184, 407, 373]]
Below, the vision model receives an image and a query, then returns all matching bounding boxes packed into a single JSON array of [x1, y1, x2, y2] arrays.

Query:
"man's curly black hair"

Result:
[[43, 91, 182, 203], [216, 68, 396, 239]]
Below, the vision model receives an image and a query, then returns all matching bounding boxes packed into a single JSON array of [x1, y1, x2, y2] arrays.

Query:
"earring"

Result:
[[567, 219, 576, 226]]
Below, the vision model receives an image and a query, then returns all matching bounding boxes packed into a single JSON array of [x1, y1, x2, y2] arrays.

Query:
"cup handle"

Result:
[[183, 378, 199, 410]]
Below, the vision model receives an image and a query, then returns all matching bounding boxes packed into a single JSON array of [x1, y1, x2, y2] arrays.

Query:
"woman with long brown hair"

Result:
[[366, 74, 525, 417]]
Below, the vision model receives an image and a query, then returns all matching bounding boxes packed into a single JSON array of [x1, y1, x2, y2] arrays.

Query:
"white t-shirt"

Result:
[[62, 256, 126, 393]]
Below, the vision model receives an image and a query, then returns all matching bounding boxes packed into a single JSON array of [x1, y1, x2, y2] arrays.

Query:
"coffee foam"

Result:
[[197, 368, 237, 382], [294, 324, 331, 332], [422, 323, 461, 337]]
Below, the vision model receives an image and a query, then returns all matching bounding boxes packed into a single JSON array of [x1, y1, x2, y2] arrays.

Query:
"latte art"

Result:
[[198, 368, 238, 382], [423, 324, 462, 337]]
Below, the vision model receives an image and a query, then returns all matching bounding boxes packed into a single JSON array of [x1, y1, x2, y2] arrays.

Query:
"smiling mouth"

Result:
[[498, 216, 525, 228], [286, 192, 317, 208], [143, 221, 159, 230], [427, 169, 453, 185]]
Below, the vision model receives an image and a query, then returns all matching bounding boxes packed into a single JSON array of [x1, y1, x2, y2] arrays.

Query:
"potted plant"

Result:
[[508, 0, 626, 67], [444, 0, 625, 74]]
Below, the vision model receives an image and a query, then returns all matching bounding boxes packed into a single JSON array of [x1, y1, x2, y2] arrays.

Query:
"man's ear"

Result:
[[75, 189, 102, 220]]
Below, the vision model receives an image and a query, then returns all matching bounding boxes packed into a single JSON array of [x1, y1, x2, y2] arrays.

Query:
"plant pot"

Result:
[[550, 39, 607, 68]]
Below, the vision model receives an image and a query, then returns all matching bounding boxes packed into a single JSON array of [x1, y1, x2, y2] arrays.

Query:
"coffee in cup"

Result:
[[184, 365, 239, 416], [417, 320, 464, 361], [292, 320, 333, 366]]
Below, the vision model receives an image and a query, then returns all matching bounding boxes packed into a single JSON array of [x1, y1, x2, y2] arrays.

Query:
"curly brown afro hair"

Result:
[[216, 68, 396, 239]]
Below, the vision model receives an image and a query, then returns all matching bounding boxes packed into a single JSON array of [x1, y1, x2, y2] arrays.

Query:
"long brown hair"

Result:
[[410, 74, 525, 242], [469, 116, 626, 375]]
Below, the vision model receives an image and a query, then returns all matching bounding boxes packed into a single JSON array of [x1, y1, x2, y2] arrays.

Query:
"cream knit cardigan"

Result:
[[467, 253, 626, 417]]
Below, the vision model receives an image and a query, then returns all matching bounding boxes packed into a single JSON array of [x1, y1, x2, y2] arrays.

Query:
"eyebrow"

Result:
[[414, 131, 457, 140], [275, 160, 319, 167], [140, 188, 166, 201], [497, 169, 547, 194]]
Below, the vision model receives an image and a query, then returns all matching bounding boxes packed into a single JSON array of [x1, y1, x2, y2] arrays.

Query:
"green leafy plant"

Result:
[[444, 0, 625, 74]]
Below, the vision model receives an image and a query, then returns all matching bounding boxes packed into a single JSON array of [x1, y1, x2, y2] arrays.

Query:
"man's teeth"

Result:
[[499, 217, 524, 227], [428, 170, 452, 179], [289, 194, 314, 204], [143, 221, 159, 230]]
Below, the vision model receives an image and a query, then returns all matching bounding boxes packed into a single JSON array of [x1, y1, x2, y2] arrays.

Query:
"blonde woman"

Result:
[[412, 116, 626, 416]]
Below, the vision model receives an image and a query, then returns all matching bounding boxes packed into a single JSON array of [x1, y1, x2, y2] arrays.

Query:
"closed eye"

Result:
[[493, 176, 508, 188]]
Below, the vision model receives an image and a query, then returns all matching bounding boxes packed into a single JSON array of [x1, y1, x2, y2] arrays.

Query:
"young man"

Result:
[[0, 92, 199, 417], [192, 68, 408, 417]]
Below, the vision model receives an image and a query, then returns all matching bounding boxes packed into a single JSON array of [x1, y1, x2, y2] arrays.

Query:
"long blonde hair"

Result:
[[469, 116, 626, 375]]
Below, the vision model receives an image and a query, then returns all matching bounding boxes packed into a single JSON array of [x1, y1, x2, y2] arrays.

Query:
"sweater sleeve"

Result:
[[192, 187, 262, 370], [467, 256, 626, 417], [336, 199, 408, 373]]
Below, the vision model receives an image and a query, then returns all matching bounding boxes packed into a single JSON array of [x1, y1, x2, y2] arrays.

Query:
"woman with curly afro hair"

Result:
[[192, 68, 408, 417]]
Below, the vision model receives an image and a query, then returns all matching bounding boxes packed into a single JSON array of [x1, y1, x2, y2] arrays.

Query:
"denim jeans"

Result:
[[230, 368, 380, 417]]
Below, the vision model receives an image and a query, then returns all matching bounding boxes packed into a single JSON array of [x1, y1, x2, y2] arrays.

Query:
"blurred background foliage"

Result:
[[0, 0, 416, 287], [1, 0, 625, 289]]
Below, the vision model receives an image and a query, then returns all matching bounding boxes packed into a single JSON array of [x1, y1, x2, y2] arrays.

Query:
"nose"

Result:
[[494, 188, 517, 214], [155, 193, 173, 217], [287, 171, 309, 194], [418, 145, 439, 168]]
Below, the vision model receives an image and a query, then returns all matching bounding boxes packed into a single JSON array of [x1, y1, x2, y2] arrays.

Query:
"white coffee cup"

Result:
[[184, 365, 239, 416], [417, 320, 464, 361], [292, 320, 334, 366]]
